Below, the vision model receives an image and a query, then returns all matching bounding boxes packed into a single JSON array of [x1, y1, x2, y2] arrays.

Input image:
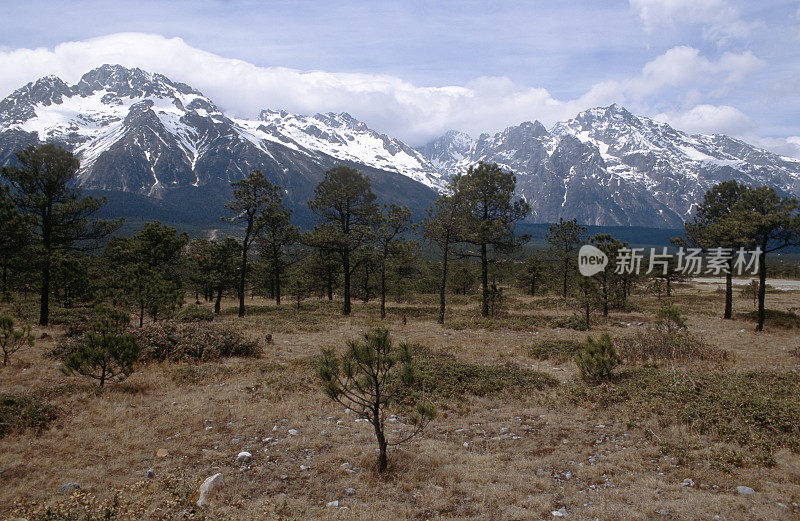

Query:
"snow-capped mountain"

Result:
[[2, 65, 799, 229], [418, 104, 800, 227], [0, 65, 438, 223]]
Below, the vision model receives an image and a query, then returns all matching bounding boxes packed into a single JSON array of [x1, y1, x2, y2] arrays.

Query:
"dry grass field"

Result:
[[1, 280, 799, 520]]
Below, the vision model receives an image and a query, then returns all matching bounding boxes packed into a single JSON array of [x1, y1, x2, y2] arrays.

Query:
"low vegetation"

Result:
[[0, 393, 56, 437]]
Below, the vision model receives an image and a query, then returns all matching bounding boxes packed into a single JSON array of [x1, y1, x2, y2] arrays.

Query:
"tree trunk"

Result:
[[274, 260, 282, 306], [326, 271, 333, 301], [342, 251, 351, 315], [480, 243, 489, 318], [585, 301, 591, 330], [374, 417, 388, 472], [214, 287, 222, 314], [39, 257, 50, 326], [724, 259, 733, 319], [238, 227, 250, 318], [438, 238, 449, 324], [756, 245, 767, 332], [562, 258, 568, 299], [380, 258, 387, 319]]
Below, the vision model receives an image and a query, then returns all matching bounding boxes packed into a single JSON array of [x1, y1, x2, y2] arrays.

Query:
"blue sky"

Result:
[[0, 0, 798, 154]]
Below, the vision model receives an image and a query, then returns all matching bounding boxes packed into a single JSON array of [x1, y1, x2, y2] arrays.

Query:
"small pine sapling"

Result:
[[0, 315, 33, 366], [318, 328, 435, 472], [59, 316, 140, 387], [575, 333, 620, 385], [656, 303, 687, 335]]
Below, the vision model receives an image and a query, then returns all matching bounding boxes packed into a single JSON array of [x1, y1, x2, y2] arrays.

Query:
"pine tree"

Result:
[[0, 144, 119, 325], [318, 328, 435, 472], [0, 186, 31, 299], [685, 180, 748, 319], [375, 204, 412, 319], [226, 170, 284, 317], [308, 167, 379, 315], [547, 218, 588, 299], [422, 192, 467, 323], [0, 315, 34, 366], [727, 186, 800, 331], [454, 163, 530, 317]]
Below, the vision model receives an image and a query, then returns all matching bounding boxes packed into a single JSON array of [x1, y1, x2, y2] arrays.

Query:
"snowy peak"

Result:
[[0, 65, 445, 200], [418, 104, 800, 227], [236, 108, 446, 189]]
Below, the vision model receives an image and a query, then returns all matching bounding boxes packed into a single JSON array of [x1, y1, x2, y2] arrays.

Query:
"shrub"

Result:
[[55, 320, 140, 387], [618, 329, 729, 366], [575, 333, 620, 385], [528, 339, 585, 363], [737, 309, 800, 329], [175, 304, 215, 323], [550, 314, 590, 331], [655, 303, 686, 334], [0, 393, 57, 437], [397, 345, 559, 401], [0, 315, 34, 366], [319, 328, 436, 472], [134, 321, 261, 362]]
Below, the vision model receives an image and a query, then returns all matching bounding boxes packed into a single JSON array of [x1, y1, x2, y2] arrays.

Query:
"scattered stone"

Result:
[[236, 451, 252, 463], [61, 482, 80, 492], [300, 465, 310, 471], [145, 469, 155, 479], [345, 488, 356, 495], [737, 486, 755, 495], [196, 473, 224, 507], [655, 509, 669, 515], [205, 426, 213, 431], [681, 478, 694, 487], [156, 448, 168, 458], [288, 429, 299, 436], [326, 500, 339, 508], [551, 507, 567, 517], [231, 438, 240, 445], [279, 474, 288, 480]]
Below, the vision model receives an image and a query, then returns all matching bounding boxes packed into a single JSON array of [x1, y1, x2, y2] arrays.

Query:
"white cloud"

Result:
[[0, 33, 770, 145], [629, 0, 758, 44], [654, 104, 756, 135], [748, 136, 800, 159]]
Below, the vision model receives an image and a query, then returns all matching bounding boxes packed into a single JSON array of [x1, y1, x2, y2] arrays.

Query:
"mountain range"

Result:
[[1, 64, 799, 229]]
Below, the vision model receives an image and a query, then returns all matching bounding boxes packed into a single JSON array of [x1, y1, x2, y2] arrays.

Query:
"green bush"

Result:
[[550, 314, 590, 331], [0, 315, 34, 366], [737, 309, 800, 329], [618, 329, 729, 366], [0, 393, 57, 437], [396, 345, 559, 403], [54, 320, 140, 387], [567, 368, 800, 462], [528, 339, 585, 363], [175, 304, 215, 323], [134, 321, 261, 362], [575, 333, 620, 385]]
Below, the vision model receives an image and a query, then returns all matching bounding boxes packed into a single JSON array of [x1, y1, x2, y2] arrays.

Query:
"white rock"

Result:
[[345, 487, 356, 495], [737, 486, 755, 495], [236, 451, 252, 463], [196, 473, 224, 507], [288, 429, 299, 436], [552, 507, 567, 517], [326, 500, 339, 508]]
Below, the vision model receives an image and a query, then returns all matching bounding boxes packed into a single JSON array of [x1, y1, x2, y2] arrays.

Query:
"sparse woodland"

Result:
[[1, 144, 800, 519]]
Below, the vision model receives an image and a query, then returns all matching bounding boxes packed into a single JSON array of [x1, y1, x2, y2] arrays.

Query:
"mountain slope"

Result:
[[2, 66, 799, 230], [0, 65, 438, 225], [419, 105, 800, 227]]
